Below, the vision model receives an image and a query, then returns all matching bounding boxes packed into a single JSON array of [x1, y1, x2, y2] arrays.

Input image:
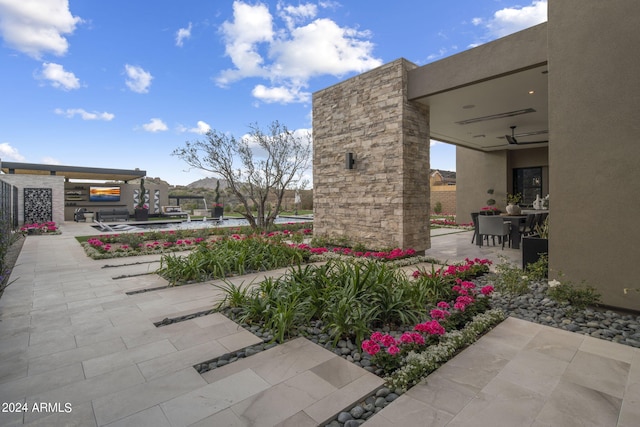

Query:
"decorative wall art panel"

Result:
[[24, 188, 52, 224]]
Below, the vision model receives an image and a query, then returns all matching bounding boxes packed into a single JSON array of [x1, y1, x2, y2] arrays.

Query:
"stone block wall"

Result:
[[431, 187, 457, 216], [313, 59, 431, 251], [0, 174, 65, 226]]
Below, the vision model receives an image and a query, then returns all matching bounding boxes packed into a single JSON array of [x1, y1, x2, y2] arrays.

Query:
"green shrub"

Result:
[[492, 256, 530, 295], [119, 233, 146, 250], [218, 258, 462, 345], [547, 282, 600, 310], [212, 280, 251, 309], [310, 236, 330, 248], [352, 242, 367, 253], [157, 236, 308, 285], [525, 252, 548, 280], [433, 201, 443, 214], [411, 266, 456, 303]]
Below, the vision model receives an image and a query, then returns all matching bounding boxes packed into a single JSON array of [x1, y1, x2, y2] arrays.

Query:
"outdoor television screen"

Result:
[[89, 186, 121, 202]]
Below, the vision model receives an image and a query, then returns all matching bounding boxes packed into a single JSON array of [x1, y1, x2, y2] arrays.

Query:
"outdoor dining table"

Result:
[[474, 213, 529, 249], [499, 214, 529, 249]]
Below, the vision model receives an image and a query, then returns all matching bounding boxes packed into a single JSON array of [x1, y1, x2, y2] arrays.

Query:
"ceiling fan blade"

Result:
[[516, 140, 548, 144], [505, 134, 518, 144]]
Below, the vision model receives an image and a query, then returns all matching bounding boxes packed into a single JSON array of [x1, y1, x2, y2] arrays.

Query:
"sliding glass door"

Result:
[[513, 167, 542, 207]]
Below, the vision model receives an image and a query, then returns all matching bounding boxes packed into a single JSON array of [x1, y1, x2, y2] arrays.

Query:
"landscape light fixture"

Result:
[[345, 152, 355, 169]]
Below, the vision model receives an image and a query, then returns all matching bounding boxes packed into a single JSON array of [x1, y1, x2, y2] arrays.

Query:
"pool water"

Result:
[[93, 216, 312, 232]]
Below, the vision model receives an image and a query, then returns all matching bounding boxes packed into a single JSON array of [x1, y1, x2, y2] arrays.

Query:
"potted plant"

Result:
[[480, 206, 501, 215], [486, 188, 496, 207], [212, 180, 224, 219], [134, 178, 149, 221], [522, 216, 548, 273], [506, 193, 522, 215], [480, 189, 500, 215]]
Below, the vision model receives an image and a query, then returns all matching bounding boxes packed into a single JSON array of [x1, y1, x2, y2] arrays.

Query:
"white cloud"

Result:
[[176, 22, 192, 47], [189, 120, 211, 134], [0, 0, 82, 59], [193, 121, 211, 134], [39, 62, 80, 90], [40, 156, 61, 165], [54, 108, 114, 121], [216, 1, 382, 104], [277, 2, 317, 30], [0, 142, 26, 161], [271, 18, 380, 79], [124, 64, 153, 93], [474, 0, 547, 39], [142, 118, 168, 132], [177, 121, 212, 134], [217, 1, 274, 86], [252, 84, 310, 104]]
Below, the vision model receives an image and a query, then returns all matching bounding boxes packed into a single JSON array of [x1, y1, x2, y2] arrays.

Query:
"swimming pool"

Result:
[[92, 216, 313, 232]]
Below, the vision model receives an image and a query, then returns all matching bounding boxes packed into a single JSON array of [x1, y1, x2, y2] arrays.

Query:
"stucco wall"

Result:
[[548, 1, 640, 310], [313, 59, 431, 251], [456, 148, 508, 223]]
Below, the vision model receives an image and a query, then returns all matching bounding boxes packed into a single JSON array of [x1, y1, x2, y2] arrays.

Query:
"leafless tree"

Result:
[[173, 121, 311, 230]]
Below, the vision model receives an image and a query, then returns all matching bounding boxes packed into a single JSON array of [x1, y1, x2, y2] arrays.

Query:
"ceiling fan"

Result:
[[505, 126, 548, 145]]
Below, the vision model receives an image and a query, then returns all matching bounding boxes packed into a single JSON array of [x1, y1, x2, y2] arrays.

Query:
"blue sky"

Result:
[[0, 0, 546, 186]]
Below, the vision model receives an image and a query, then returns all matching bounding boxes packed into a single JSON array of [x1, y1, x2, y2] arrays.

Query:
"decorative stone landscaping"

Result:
[[483, 275, 640, 348]]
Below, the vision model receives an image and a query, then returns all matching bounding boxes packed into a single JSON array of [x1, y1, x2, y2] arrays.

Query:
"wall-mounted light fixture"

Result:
[[345, 152, 355, 169]]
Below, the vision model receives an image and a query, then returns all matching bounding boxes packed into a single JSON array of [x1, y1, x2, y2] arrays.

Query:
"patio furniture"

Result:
[[97, 209, 129, 222], [74, 207, 87, 222], [518, 214, 537, 238], [496, 214, 530, 249], [478, 215, 511, 249], [471, 212, 480, 244], [161, 205, 188, 218], [534, 212, 548, 231]]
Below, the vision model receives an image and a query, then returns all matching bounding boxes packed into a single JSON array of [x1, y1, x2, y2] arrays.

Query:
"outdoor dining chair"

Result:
[[478, 215, 511, 249], [519, 213, 536, 238]]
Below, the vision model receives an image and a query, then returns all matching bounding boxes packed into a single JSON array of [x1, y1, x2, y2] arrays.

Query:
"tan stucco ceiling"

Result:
[[406, 23, 549, 152], [412, 64, 549, 152], [0, 162, 146, 182]]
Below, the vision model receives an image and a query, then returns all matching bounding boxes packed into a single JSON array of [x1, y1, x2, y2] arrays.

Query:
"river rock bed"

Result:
[[479, 275, 640, 348]]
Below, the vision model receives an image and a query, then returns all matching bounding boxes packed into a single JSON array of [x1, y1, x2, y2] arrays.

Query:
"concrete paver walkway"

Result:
[[0, 223, 638, 426], [364, 317, 640, 427]]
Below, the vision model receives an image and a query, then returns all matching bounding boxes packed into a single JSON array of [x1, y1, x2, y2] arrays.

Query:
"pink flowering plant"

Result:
[[289, 244, 417, 261], [360, 265, 495, 375], [361, 330, 433, 374], [79, 223, 313, 259], [481, 206, 501, 213], [20, 221, 59, 234], [412, 258, 492, 283]]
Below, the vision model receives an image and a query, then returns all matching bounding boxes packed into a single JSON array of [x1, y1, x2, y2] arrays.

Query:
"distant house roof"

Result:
[[0, 161, 146, 182], [430, 169, 456, 185]]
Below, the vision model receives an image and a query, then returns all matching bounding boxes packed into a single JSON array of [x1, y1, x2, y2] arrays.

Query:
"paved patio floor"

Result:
[[0, 223, 638, 426]]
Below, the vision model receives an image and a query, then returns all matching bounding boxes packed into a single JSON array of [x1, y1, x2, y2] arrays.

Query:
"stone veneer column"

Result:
[[312, 59, 430, 252]]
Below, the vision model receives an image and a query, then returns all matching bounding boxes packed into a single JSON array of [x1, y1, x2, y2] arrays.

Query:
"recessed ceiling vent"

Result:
[[456, 108, 536, 125]]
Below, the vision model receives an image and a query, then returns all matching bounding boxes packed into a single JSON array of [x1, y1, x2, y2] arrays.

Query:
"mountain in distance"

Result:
[[143, 176, 171, 187], [186, 177, 228, 190]]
